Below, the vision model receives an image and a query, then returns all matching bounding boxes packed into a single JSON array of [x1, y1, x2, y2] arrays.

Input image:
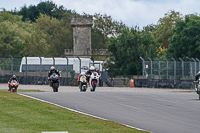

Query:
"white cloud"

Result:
[[1, 0, 200, 28]]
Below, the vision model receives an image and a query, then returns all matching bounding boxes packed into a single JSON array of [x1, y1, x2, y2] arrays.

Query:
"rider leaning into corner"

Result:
[[85, 66, 100, 83], [194, 71, 200, 81], [77, 72, 86, 89], [77, 72, 86, 84], [8, 75, 19, 92], [48, 66, 60, 86], [194, 71, 200, 90]]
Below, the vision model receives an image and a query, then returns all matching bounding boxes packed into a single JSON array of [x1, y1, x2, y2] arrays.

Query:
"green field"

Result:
[[0, 89, 148, 133]]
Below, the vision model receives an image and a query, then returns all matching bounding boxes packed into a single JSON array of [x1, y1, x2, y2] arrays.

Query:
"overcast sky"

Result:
[[1, 0, 200, 28]]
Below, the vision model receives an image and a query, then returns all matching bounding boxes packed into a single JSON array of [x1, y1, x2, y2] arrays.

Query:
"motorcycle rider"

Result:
[[48, 66, 60, 86], [77, 72, 86, 84], [194, 71, 200, 91], [195, 71, 200, 81], [86, 66, 100, 83], [77, 72, 86, 89], [8, 75, 19, 92]]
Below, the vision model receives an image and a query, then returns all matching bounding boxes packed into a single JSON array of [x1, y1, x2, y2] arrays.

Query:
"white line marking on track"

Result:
[[18, 93, 148, 132]]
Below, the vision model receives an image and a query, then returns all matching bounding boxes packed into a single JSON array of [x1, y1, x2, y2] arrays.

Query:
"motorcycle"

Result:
[[89, 72, 100, 92], [79, 75, 87, 92], [49, 73, 59, 92], [9, 80, 19, 92], [194, 79, 200, 99]]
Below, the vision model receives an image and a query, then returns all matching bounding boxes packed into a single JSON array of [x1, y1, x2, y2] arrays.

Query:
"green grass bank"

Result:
[[0, 89, 148, 133]]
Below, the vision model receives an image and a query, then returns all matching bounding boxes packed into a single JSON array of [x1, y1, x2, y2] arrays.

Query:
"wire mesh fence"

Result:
[[140, 57, 200, 80], [0, 57, 104, 76], [0, 56, 106, 86], [1, 56, 199, 87], [0, 58, 22, 76]]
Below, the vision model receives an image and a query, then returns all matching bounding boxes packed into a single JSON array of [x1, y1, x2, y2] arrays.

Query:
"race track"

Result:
[[2, 84, 199, 133]]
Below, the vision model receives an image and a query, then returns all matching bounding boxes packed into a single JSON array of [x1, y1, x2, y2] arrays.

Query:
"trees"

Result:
[[101, 10, 184, 78], [0, 10, 73, 57], [23, 14, 73, 57], [166, 14, 200, 59], [92, 13, 128, 49], [153, 10, 183, 49], [18, 5, 39, 22], [7, 1, 75, 57], [105, 27, 158, 77], [37, 1, 66, 20], [16, 1, 68, 22], [0, 10, 32, 57], [3, 1, 200, 78]]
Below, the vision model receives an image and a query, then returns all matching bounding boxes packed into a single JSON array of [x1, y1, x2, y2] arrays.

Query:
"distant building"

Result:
[[65, 15, 93, 58]]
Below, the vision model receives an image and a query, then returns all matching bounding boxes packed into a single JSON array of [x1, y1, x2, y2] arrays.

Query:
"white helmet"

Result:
[[81, 72, 85, 76], [90, 66, 95, 71]]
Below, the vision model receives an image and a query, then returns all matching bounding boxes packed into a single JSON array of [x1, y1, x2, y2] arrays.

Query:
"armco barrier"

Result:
[[0, 75, 5, 83], [134, 79, 195, 89], [2, 75, 78, 86], [1, 75, 195, 89]]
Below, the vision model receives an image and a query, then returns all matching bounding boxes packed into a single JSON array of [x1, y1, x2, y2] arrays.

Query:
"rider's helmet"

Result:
[[81, 72, 85, 76], [12, 75, 16, 80], [197, 71, 200, 74], [89, 66, 95, 72], [50, 66, 55, 72]]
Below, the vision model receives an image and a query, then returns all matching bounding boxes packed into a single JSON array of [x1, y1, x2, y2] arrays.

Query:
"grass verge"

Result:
[[170, 90, 196, 93], [0, 89, 148, 133]]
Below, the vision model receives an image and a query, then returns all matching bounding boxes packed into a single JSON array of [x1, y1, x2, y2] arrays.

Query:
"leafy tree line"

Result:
[[12, 1, 70, 22], [106, 11, 200, 77], [1, 1, 200, 77], [1, 1, 124, 57], [0, 10, 73, 57]]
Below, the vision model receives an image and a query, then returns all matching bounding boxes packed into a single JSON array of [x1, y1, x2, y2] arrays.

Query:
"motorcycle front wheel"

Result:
[[91, 82, 96, 92], [52, 83, 58, 92], [81, 86, 86, 92], [11, 88, 17, 92]]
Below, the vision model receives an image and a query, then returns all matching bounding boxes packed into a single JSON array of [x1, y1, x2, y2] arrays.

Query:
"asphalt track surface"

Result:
[[1, 84, 200, 133]]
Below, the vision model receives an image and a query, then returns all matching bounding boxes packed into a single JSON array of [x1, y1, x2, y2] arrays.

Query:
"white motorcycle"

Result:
[[194, 79, 200, 99], [89, 72, 100, 92]]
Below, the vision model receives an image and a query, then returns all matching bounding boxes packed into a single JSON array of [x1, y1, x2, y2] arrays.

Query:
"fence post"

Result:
[[90, 57, 94, 66], [164, 58, 168, 79], [99, 63, 100, 71], [187, 57, 193, 80], [179, 57, 184, 80], [51, 56, 55, 66], [78, 57, 81, 73], [140, 57, 145, 79], [9, 54, 13, 75], [38, 55, 42, 77], [65, 56, 69, 85], [171, 58, 176, 80], [148, 57, 153, 79], [156, 57, 160, 79], [196, 58, 200, 72], [23, 55, 27, 84], [191, 58, 196, 78], [113, 78, 115, 87]]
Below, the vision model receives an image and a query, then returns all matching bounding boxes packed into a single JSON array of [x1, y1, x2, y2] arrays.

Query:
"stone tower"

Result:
[[70, 15, 93, 58]]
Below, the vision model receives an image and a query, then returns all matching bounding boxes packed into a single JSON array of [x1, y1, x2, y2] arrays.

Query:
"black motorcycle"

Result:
[[49, 73, 59, 92]]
